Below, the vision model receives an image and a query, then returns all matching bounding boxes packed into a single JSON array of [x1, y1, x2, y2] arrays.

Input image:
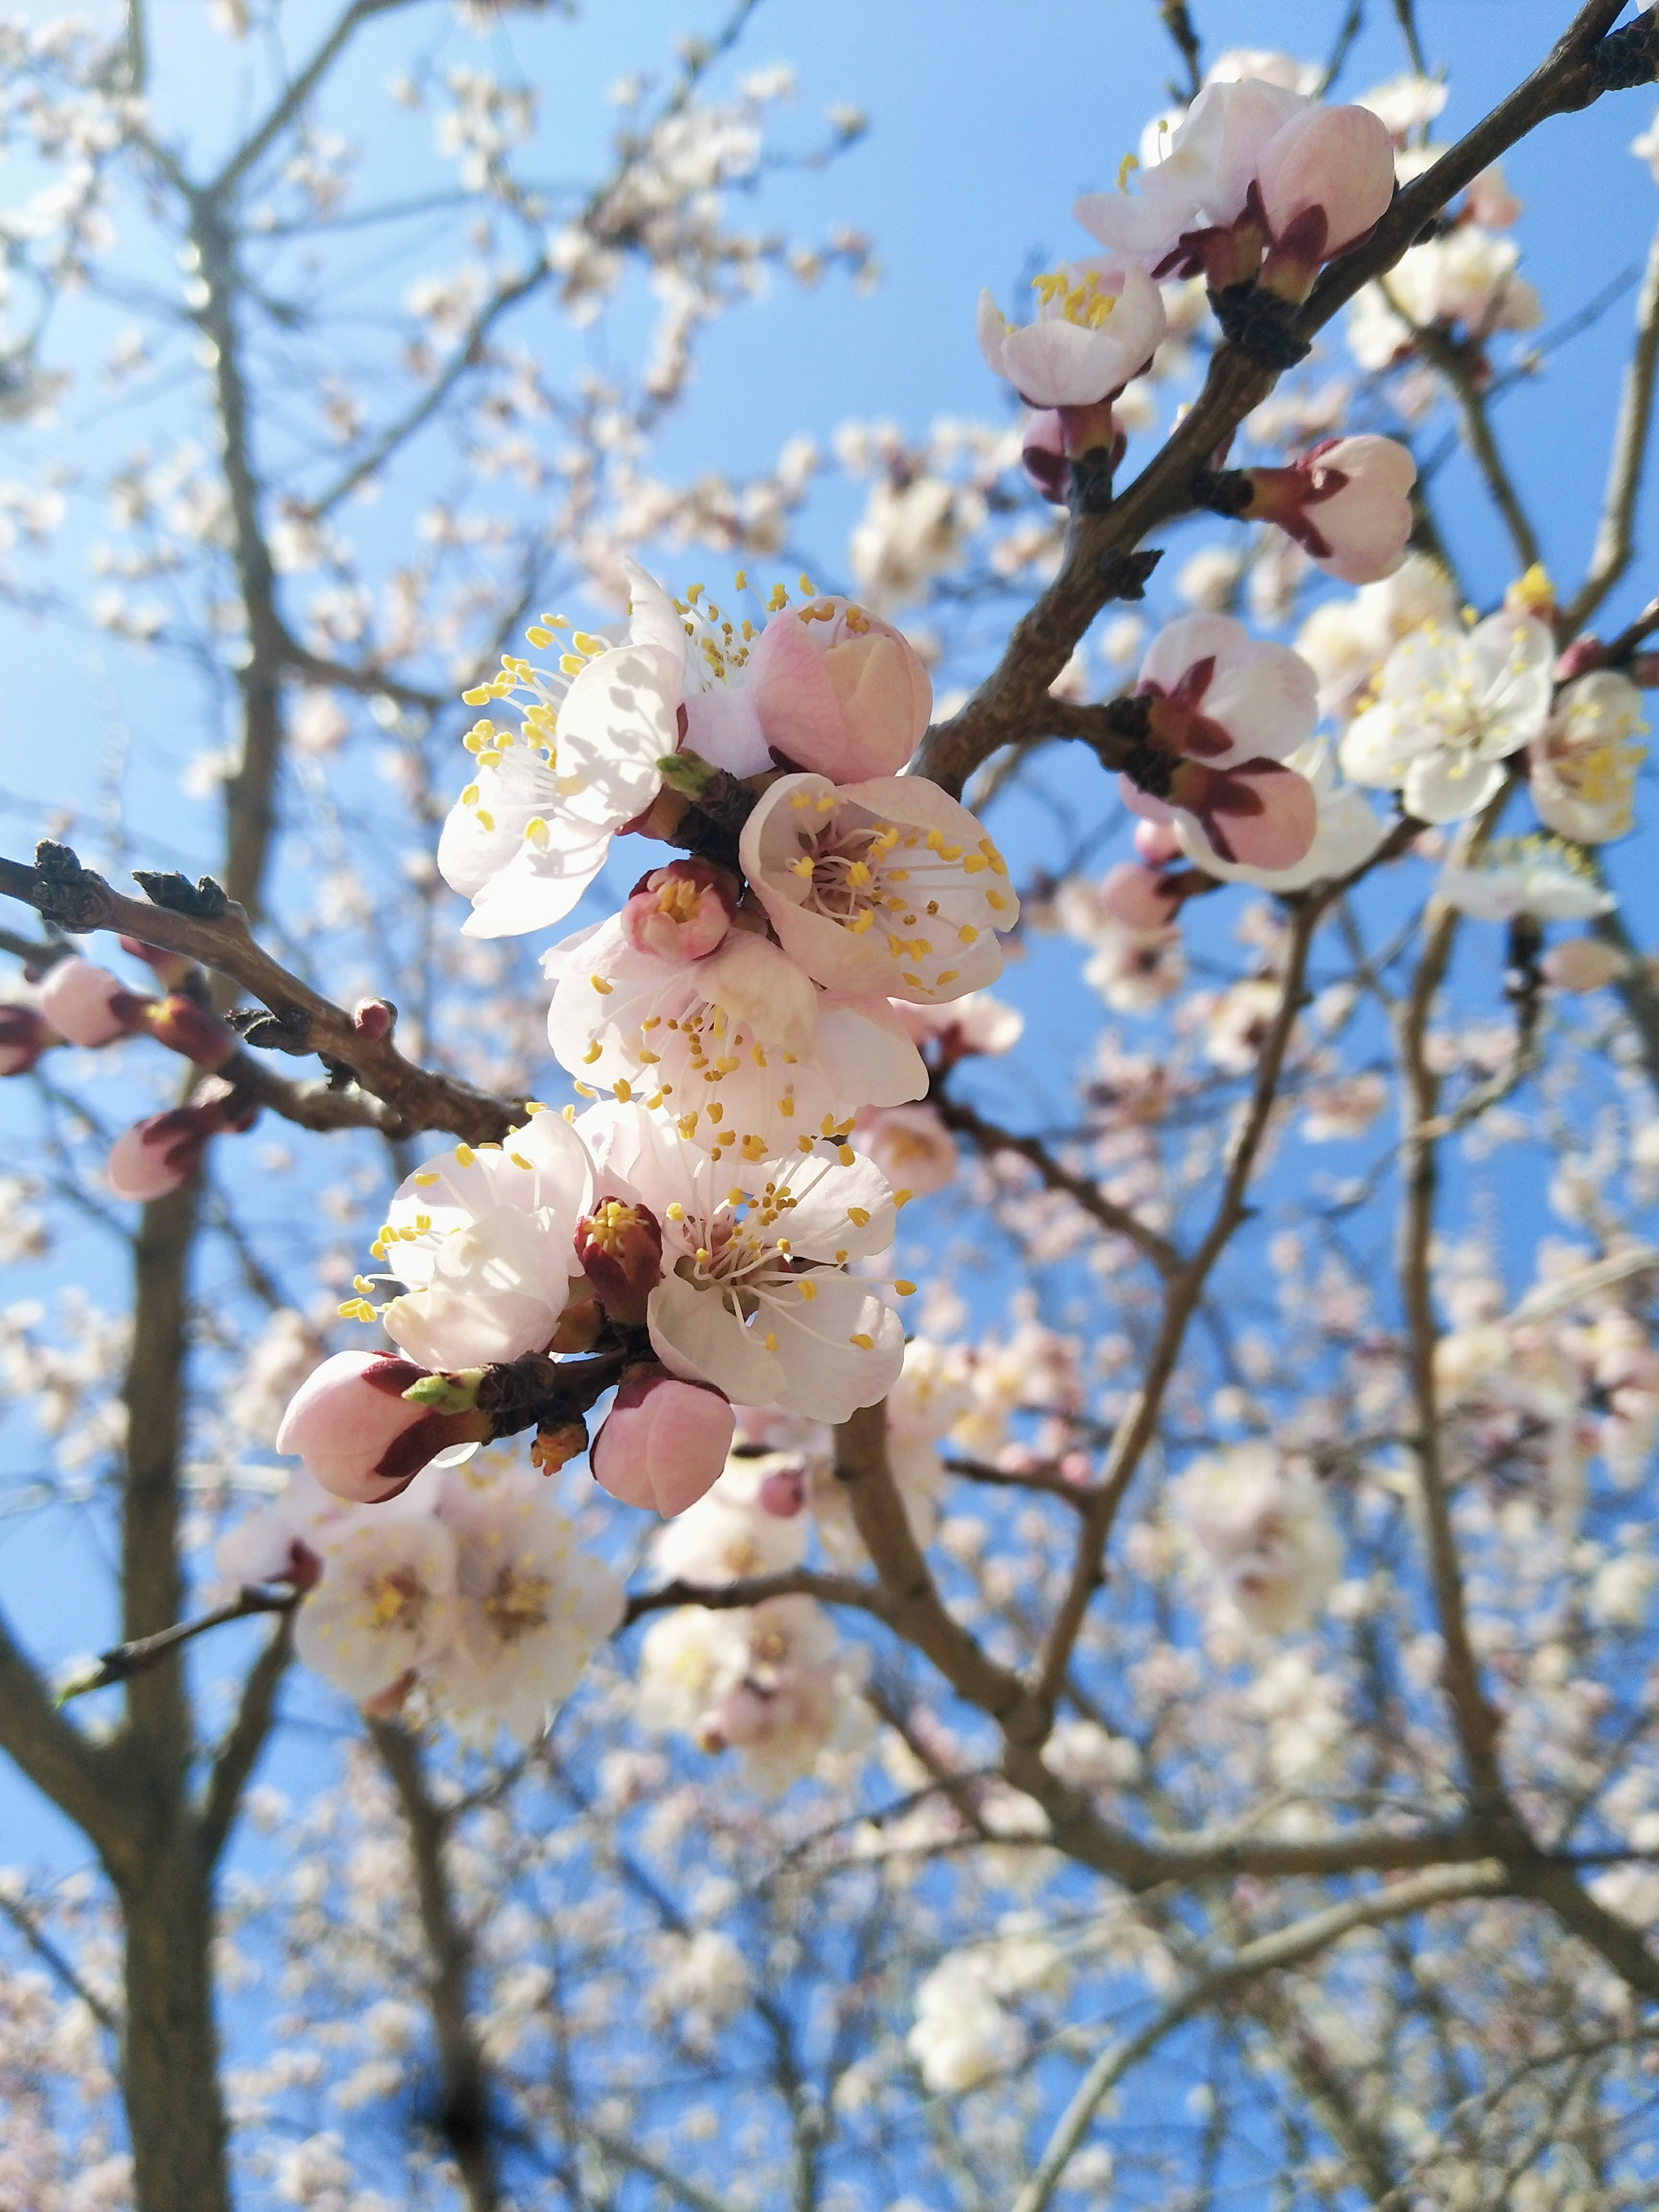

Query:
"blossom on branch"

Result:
[[1527, 669, 1647, 844]]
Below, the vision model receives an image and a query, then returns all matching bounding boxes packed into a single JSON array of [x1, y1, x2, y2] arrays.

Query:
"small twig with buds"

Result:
[[0, 842, 525, 1144], [58, 1583, 301, 1702]]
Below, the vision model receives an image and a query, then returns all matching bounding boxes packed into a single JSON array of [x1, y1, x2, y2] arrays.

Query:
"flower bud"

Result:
[[1133, 817, 1184, 865], [575, 1196, 664, 1327], [275, 1349, 491, 1503], [0, 1005, 50, 1077], [1241, 436, 1416, 585], [757, 1464, 806, 1517], [619, 859, 737, 962], [1021, 409, 1069, 504], [1099, 861, 1182, 933], [353, 997, 396, 1041], [38, 958, 142, 1048], [590, 1362, 734, 1517], [143, 993, 238, 1069], [1257, 104, 1396, 301], [748, 594, 932, 782], [105, 1079, 259, 1201], [1540, 938, 1630, 994]]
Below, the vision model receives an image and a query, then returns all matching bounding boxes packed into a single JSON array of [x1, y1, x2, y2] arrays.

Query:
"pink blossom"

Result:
[[978, 260, 1166, 408], [852, 1101, 957, 1197], [1021, 409, 1070, 503], [590, 1362, 735, 1517], [757, 1464, 806, 1517], [1255, 103, 1396, 300], [275, 1350, 490, 1504], [38, 958, 138, 1047], [1466, 163, 1522, 230], [1133, 817, 1184, 864], [744, 595, 932, 782], [1099, 861, 1182, 933], [890, 989, 1023, 1061], [1243, 436, 1417, 584], [619, 859, 737, 962], [1117, 614, 1320, 869], [0, 1005, 50, 1076]]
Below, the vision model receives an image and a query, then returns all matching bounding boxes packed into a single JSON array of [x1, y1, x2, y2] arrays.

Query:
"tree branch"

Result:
[[1565, 211, 1659, 633], [1011, 1863, 1509, 2212], [199, 1610, 294, 1867]]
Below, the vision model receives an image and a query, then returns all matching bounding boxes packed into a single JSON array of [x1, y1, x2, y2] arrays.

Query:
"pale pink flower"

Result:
[[547, 919, 926, 1159], [577, 1101, 904, 1425], [428, 1461, 624, 1740], [38, 958, 134, 1047], [699, 1595, 868, 1796], [1243, 435, 1416, 584], [1175, 741, 1386, 890], [650, 1461, 810, 1586], [1099, 860, 1182, 933], [276, 1350, 489, 1504], [977, 260, 1166, 407], [1077, 79, 1309, 273], [740, 771, 1019, 1004], [852, 1102, 957, 1198], [590, 1362, 735, 1517], [1528, 670, 1647, 844], [890, 989, 1024, 1061], [1133, 817, 1184, 864], [1254, 104, 1396, 298], [619, 858, 737, 962], [215, 1467, 349, 1587], [376, 1106, 594, 1370], [1178, 1440, 1341, 1632], [296, 1513, 458, 1702]]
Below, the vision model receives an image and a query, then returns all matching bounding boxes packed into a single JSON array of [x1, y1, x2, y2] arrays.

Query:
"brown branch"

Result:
[[1564, 212, 1659, 634], [942, 1455, 1096, 1508], [1395, 308, 1542, 574], [1507, 1854, 1659, 2001], [0, 853, 525, 1144], [0, 1603, 129, 1869], [370, 1718, 502, 2212], [1396, 840, 1509, 1808], [621, 1568, 884, 1628], [933, 1094, 1182, 1277], [912, 0, 1628, 800]]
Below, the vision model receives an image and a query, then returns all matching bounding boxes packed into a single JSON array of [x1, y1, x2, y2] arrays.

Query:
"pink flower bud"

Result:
[[38, 958, 144, 1048], [575, 1196, 664, 1327], [353, 998, 396, 1040], [143, 993, 237, 1069], [1554, 637, 1604, 684], [1245, 436, 1416, 585], [748, 595, 932, 782], [619, 859, 737, 962], [107, 1106, 217, 1200], [590, 1362, 734, 1517], [1133, 817, 1184, 865], [1099, 861, 1181, 934], [1540, 938, 1630, 993], [1256, 104, 1396, 301], [0, 1005, 50, 1077], [757, 1465, 806, 1517], [1022, 409, 1069, 504], [276, 1350, 489, 1504], [105, 1080, 259, 1201]]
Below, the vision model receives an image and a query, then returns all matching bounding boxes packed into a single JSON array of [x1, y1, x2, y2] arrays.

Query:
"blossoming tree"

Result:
[[5, 1, 1659, 2207]]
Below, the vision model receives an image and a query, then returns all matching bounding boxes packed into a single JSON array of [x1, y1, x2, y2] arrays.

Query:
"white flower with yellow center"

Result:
[[545, 920, 926, 1160], [438, 557, 686, 938], [976, 258, 1167, 407], [578, 1101, 907, 1424], [1528, 669, 1647, 845], [739, 771, 1020, 1003], [427, 1461, 624, 1744], [357, 1106, 594, 1371], [295, 1511, 459, 1703], [1339, 608, 1554, 823]]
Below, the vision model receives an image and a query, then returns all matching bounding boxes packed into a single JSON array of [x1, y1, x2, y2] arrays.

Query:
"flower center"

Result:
[[1032, 268, 1119, 329], [361, 1567, 428, 1636], [483, 1567, 553, 1643], [584, 1198, 649, 1256]]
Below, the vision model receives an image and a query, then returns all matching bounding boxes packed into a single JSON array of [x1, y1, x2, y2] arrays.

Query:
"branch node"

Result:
[[228, 1004, 314, 1053], [1589, 17, 1659, 93], [1096, 546, 1163, 602], [131, 867, 237, 920], [1208, 284, 1313, 369], [1190, 466, 1256, 519], [32, 840, 108, 929]]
